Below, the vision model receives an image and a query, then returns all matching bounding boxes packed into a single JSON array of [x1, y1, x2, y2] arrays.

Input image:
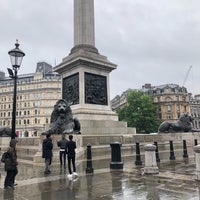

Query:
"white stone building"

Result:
[[0, 62, 61, 137]]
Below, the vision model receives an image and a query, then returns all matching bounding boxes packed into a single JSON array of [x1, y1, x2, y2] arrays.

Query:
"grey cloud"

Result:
[[0, 0, 200, 99]]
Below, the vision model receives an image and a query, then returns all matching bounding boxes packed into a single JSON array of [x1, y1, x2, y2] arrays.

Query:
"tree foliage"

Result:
[[117, 90, 160, 134]]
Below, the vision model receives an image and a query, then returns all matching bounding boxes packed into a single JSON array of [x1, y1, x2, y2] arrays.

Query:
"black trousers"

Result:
[[68, 156, 76, 174], [4, 168, 18, 187]]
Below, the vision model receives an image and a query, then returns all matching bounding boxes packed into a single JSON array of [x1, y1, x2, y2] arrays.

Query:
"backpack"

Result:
[[1, 152, 8, 163]]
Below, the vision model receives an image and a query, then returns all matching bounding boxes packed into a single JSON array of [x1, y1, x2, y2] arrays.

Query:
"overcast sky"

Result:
[[1, 0, 200, 99]]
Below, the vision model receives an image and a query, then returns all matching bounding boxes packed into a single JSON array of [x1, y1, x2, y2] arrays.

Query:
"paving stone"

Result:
[[0, 158, 200, 199]]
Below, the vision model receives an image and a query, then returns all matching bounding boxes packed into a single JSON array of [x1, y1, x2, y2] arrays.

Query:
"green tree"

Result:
[[117, 90, 160, 134]]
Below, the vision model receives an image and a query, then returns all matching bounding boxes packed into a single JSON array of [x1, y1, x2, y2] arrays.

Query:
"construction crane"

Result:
[[182, 66, 192, 87]]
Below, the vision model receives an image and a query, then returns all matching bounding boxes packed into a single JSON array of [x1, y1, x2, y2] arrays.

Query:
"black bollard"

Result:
[[110, 142, 123, 169], [86, 143, 94, 174], [135, 142, 142, 165], [169, 141, 175, 160], [194, 139, 198, 146], [154, 141, 160, 162], [183, 140, 188, 158]]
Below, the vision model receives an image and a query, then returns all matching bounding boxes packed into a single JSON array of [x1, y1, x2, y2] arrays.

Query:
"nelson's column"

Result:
[[54, 0, 135, 135]]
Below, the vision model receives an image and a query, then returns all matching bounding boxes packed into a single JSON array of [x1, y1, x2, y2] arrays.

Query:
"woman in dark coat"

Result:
[[42, 134, 53, 174], [4, 139, 18, 189]]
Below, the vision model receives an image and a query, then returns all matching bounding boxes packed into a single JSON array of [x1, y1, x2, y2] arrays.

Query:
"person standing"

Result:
[[57, 133, 68, 169], [42, 133, 53, 174], [67, 135, 78, 179], [4, 139, 18, 189]]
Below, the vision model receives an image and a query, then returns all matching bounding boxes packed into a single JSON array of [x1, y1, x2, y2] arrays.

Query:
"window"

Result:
[[165, 88, 170, 93], [166, 115, 171, 119], [184, 106, 187, 111], [165, 97, 172, 102], [166, 105, 171, 111]]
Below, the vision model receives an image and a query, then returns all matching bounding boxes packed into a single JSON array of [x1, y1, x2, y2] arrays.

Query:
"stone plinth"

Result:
[[54, 50, 118, 122], [144, 144, 159, 174]]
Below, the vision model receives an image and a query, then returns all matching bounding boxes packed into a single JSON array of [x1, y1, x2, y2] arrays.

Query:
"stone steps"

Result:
[[82, 134, 135, 146], [80, 120, 136, 135], [0, 132, 199, 164]]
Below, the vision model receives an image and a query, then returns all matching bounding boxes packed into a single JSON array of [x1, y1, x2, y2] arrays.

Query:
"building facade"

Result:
[[190, 94, 200, 129], [142, 84, 191, 122], [0, 62, 61, 137], [111, 83, 191, 122], [111, 89, 132, 111]]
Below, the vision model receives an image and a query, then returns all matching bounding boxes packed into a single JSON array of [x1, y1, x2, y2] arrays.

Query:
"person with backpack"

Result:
[[66, 135, 78, 179], [3, 139, 18, 189], [57, 133, 68, 169], [42, 133, 53, 174]]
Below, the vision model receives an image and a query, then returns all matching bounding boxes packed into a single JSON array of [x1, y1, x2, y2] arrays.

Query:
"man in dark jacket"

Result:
[[42, 133, 53, 174], [67, 135, 78, 179], [4, 139, 18, 189], [57, 133, 68, 169]]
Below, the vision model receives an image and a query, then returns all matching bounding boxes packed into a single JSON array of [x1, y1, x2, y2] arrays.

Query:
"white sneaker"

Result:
[[67, 174, 73, 179], [73, 172, 78, 177]]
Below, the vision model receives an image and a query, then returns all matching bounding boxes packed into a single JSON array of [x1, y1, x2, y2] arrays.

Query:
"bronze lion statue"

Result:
[[0, 126, 12, 137], [158, 113, 198, 133], [43, 99, 81, 135]]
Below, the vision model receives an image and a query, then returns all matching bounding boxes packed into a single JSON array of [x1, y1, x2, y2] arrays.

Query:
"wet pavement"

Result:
[[0, 157, 200, 199]]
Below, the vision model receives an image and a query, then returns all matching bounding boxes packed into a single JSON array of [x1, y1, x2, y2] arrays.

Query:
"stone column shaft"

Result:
[[74, 0, 95, 46]]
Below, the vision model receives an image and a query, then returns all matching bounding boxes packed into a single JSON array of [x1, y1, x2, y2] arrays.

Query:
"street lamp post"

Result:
[[8, 40, 25, 139]]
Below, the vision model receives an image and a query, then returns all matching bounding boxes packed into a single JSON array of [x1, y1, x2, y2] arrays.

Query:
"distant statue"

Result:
[[158, 113, 199, 133], [42, 99, 81, 135], [0, 126, 12, 137]]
